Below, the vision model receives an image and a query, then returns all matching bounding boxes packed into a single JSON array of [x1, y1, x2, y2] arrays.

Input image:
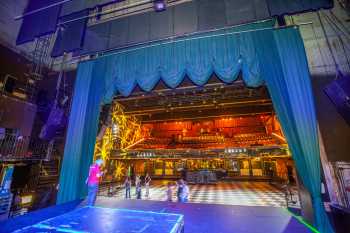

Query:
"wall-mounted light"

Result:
[[154, 0, 166, 12]]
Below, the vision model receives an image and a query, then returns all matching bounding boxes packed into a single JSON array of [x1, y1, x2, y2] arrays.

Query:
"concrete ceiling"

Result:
[[0, 0, 349, 76], [292, 1, 350, 76], [0, 0, 33, 59]]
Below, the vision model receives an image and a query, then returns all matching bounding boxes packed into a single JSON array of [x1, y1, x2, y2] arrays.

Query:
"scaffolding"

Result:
[[26, 35, 53, 102]]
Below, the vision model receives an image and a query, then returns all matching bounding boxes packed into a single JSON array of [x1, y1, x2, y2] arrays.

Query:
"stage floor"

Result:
[[12, 206, 184, 233], [2, 199, 314, 233], [98, 181, 300, 208]]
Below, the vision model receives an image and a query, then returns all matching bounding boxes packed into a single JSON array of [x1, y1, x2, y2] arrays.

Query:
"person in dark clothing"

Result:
[[136, 180, 142, 199], [181, 169, 186, 180], [268, 166, 274, 184], [177, 179, 184, 202], [124, 176, 131, 199]]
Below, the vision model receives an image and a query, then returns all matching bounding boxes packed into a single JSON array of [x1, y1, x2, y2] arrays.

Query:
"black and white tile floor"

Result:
[[98, 181, 300, 208]]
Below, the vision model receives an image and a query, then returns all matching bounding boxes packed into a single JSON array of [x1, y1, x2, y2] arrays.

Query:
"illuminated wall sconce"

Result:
[[137, 152, 156, 157], [153, 0, 166, 12], [225, 148, 247, 154]]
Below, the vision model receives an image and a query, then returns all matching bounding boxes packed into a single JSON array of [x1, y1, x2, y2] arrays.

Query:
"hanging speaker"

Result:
[[324, 74, 350, 126], [39, 105, 67, 141]]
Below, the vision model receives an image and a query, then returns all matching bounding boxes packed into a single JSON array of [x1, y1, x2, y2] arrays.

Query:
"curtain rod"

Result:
[[69, 21, 312, 65], [58, 0, 153, 26], [67, 19, 274, 64], [14, 0, 154, 21], [58, 0, 184, 26]]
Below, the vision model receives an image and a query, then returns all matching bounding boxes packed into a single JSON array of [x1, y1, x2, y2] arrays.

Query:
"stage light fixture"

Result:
[[153, 0, 166, 12]]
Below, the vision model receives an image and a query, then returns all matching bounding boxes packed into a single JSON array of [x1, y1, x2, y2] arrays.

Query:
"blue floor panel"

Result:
[[13, 206, 184, 233], [2, 199, 313, 233]]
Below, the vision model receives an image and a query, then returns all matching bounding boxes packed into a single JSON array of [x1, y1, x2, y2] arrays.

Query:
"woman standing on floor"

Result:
[[177, 179, 184, 202], [136, 179, 142, 199], [86, 159, 104, 206], [135, 175, 140, 193], [124, 176, 131, 199], [181, 181, 190, 203], [144, 173, 151, 198]]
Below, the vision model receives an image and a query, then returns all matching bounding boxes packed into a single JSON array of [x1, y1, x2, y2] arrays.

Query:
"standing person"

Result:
[[124, 176, 131, 199], [177, 179, 184, 202], [86, 159, 104, 206], [268, 165, 274, 184], [166, 182, 173, 202], [135, 175, 141, 196], [181, 181, 190, 203], [136, 180, 142, 199], [144, 173, 151, 198], [181, 168, 187, 181]]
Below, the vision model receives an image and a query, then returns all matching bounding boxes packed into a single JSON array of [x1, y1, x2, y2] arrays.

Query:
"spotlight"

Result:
[[153, 0, 166, 12]]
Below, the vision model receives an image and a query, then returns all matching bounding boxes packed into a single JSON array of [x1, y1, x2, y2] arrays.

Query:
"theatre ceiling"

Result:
[[115, 75, 273, 122]]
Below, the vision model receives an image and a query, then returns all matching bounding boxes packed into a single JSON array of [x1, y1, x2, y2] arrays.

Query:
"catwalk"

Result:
[[2, 199, 313, 233]]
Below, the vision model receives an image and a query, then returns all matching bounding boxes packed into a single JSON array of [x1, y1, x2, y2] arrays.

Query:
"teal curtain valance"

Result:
[[99, 20, 275, 101], [57, 21, 334, 233]]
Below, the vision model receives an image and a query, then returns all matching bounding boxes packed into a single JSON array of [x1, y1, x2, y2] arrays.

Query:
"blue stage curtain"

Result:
[[57, 61, 105, 202], [57, 22, 334, 233], [57, 62, 93, 203], [253, 27, 334, 233], [102, 20, 274, 101], [57, 20, 273, 204], [16, 0, 62, 45]]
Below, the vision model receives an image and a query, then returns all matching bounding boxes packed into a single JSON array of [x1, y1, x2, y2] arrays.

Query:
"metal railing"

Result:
[[0, 134, 48, 160]]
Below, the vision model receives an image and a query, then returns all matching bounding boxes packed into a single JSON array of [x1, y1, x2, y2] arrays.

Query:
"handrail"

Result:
[[0, 135, 49, 160]]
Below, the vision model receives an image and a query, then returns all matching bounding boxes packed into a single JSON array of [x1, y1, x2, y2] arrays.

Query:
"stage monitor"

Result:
[[324, 75, 350, 126]]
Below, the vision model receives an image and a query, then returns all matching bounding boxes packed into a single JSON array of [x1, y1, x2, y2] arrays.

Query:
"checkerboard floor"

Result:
[[98, 181, 300, 208]]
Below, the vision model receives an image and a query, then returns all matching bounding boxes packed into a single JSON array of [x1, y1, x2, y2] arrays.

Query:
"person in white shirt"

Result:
[[135, 175, 141, 196], [144, 173, 151, 198], [181, 181, 189, 203]]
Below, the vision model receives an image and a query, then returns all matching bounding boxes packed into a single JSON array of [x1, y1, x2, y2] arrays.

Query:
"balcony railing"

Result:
[[0, 134, 48, 160]]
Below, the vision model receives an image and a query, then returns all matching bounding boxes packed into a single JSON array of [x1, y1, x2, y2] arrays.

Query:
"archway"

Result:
[[56, 24, 332, 233]]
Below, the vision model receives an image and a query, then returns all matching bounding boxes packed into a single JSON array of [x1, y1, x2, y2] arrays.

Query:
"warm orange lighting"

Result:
[[94, 102, 144, 161], [124, 138, 145, 150], [272, 132, 286, 142], [21, 195, 33, 204]]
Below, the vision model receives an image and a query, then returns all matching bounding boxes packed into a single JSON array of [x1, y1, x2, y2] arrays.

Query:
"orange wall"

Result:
[[142, 115, 269, 139]]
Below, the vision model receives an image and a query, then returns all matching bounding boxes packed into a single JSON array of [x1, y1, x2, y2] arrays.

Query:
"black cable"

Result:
[[323, 12, 350, 50], [329, 10, 350, 38], [317, 12, 340, 75], [335, 0, 349, 12], [338, 35, 350, 72], [323, 13, 350, 71]]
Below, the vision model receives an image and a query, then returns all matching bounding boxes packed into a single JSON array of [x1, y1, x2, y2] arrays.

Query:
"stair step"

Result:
[[35, 159, 60, 191], [40, 175, 58, 178], [38, 180, 58, 186]]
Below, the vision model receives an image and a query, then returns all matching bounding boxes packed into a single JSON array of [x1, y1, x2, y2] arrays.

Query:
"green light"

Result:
[[284, 208, 319, 233]]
